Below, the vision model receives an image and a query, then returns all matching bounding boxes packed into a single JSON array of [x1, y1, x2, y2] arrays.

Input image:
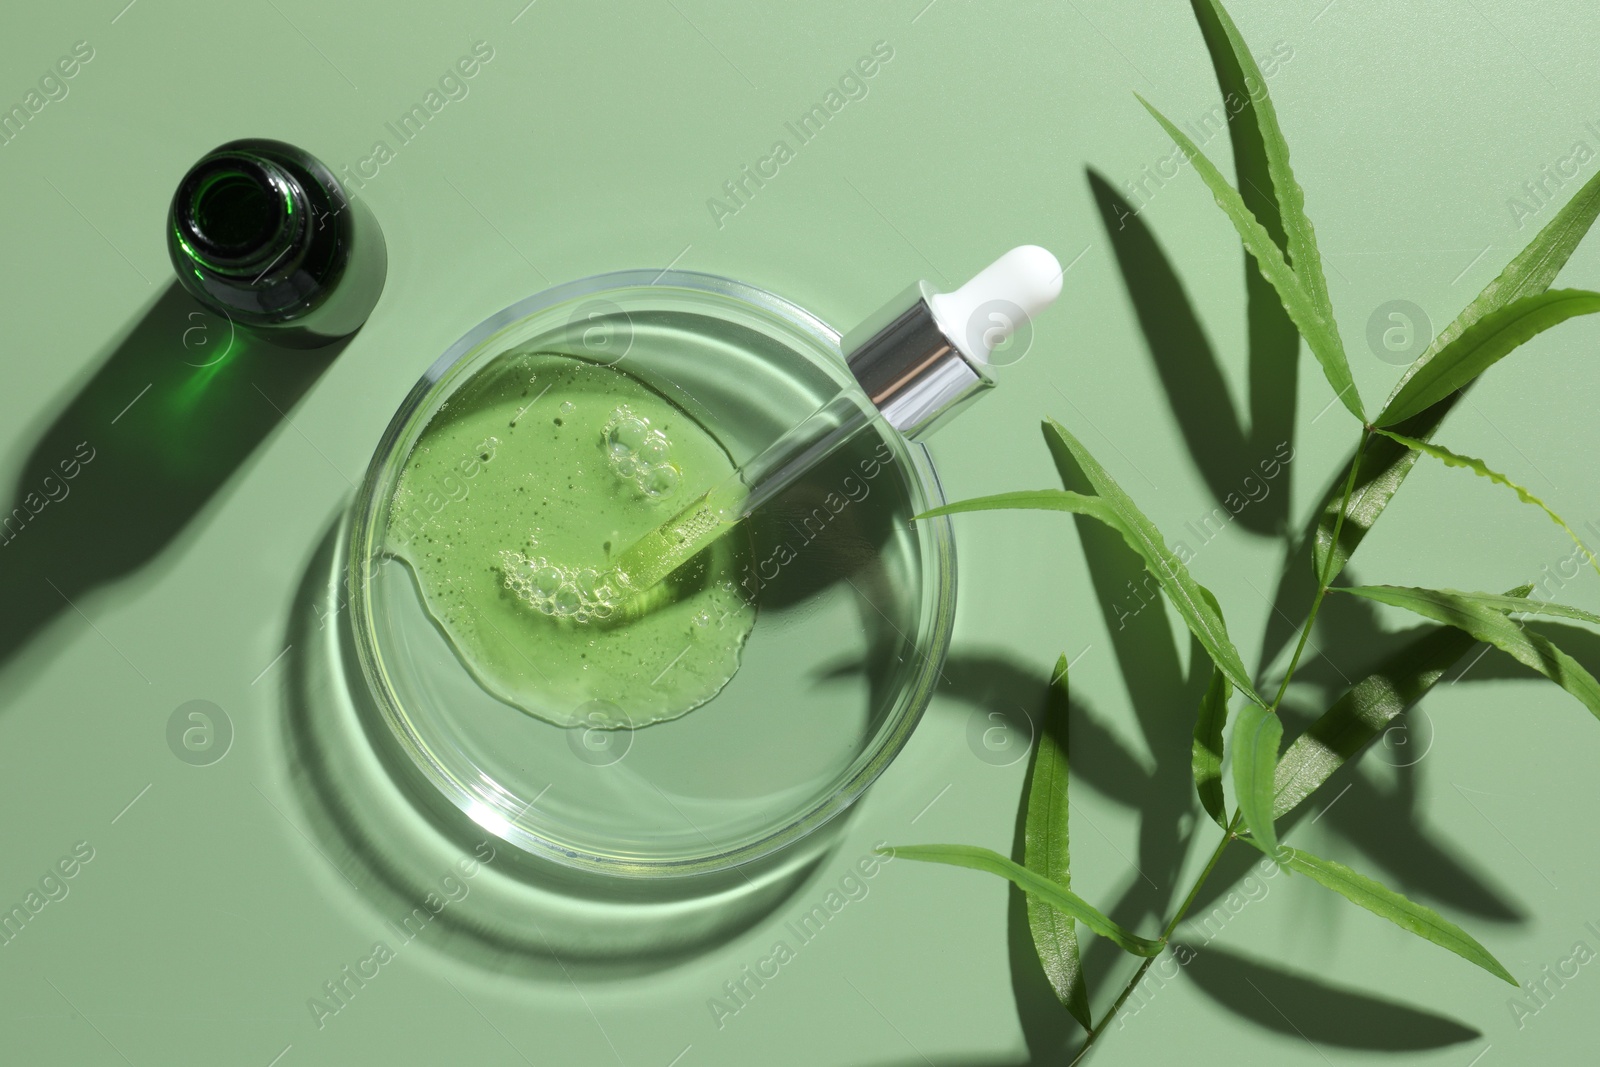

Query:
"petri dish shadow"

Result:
[[275, 512, 842, 981]]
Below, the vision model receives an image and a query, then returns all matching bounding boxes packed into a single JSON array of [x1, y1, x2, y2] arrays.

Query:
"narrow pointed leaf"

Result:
[[916, 488, 1121, 526], [1273, 584, 1531, 819], [1319, 165, 1600, 580], [1377, 290, 1600, 425], [1445, 592, 1600, 628], [1342, 585, 1600, 720], [1390, 166, 1600, 394], [1042, 418, 1267, 706], [919, 484, 1257, 708], [1244, 840, 1517, 986], [885, 844, 1164, 957], [1230, 702, 1282, 855], [1192, 666, 1231, 828], [1023, 655, 1092, 1030], [1275, 631, 1468, 818], [1136, 94, 1362, 421], [1189, 0, 1334, 320], [1374, 428, 1600, 581]]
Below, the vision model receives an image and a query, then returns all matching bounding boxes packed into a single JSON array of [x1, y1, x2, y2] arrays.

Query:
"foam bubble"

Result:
[[500, 552, 620, 621], [642, 464, 681, 498], [603, 405, 684, 502]]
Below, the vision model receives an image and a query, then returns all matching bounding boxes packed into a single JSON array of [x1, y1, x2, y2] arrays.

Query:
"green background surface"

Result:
[[3, 0, 1599, 1064]]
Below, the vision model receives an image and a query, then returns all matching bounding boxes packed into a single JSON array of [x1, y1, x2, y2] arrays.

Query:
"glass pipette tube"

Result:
[[603, 389, 875, 597], [602, 245, 1066, 599]]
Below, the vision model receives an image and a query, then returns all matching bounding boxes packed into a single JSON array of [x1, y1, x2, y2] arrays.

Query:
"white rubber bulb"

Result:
[[929, 244, 1064, 365]]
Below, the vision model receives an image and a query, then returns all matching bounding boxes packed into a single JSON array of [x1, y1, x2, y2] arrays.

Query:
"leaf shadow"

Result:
[[935, 651, 1152, 811], [1254, 397, 1468, 677], [1086, 168, 1298, 540], [1185, 605, 1528, 924], [927, 647, 1149, 1062], [1000, 429, 1210, 1061], [940, 0, 1533, 1050], [1444, 619, 1600, 684], [1318, 765, 1526, 922], [1175, 942, 1481, 1050]]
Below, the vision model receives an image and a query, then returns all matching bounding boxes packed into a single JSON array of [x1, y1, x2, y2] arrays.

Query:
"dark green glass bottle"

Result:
[[168, 138, 386, 348]]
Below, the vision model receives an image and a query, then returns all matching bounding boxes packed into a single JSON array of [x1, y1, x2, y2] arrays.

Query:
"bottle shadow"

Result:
[[0, 281, 342, 690]]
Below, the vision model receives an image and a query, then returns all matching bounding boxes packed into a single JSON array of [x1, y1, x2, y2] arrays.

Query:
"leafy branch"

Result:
[[885, 0, 1600, 1060]]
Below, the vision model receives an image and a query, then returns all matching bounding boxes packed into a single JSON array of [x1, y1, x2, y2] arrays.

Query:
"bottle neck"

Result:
[[168, 139, 363, 337], [172, 154, 307, 280]]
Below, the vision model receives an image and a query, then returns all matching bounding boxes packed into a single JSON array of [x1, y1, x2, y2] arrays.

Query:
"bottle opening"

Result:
[[193, 168, 277, 252], [175, 155, 297, 273]]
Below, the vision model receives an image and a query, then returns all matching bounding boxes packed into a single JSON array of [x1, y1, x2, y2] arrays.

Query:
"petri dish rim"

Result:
[[347, 269, 956, 878]]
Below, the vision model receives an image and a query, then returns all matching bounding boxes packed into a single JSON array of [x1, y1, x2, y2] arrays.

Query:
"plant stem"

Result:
[[1267, 428, 1372, 712], [1072, 429, 1372, 1064], [1069, 815, 1239, 1065]]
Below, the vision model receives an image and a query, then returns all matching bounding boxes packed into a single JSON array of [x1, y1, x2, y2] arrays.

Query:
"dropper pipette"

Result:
[[602, 245, 1065, 599]]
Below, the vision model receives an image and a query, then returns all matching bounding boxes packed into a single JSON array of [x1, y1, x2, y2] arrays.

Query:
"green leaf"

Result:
[[916, 488, 1121, 525], [1188, 0, 1334, 320], [1041, 418, 1267, 706], [1395, 166, 1600, 388], [1317, 165, 1600, 580], [1374, 429, 1600, 582], [884, 844, 1165, 957], [919, 470, 1266, 708], [1136, 94, 1363, 421], [1274, 583, 1534, 818], [1230, 702, 1282, 856], [1243, 840, 1517, 986], [1444, 591, 1600, 628], [1275, 630, 1468, 818], [1377, 290, 1600, 425], [1192, 666, 1231, 828], [1341, 585, 1600, 721], [1023, 655, 1092, 1031]]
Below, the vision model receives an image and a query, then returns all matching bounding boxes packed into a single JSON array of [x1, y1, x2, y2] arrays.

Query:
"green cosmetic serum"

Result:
[[387, 246, 1064, 730], [388, 351, 757, 729]]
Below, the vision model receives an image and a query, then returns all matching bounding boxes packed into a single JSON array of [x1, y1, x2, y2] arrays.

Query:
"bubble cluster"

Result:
[[499, 551, 621, 623], [604, 405, 682, 500]]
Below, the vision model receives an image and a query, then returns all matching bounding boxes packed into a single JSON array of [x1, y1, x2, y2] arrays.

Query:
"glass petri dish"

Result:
[[348, 270, 955, 877]]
